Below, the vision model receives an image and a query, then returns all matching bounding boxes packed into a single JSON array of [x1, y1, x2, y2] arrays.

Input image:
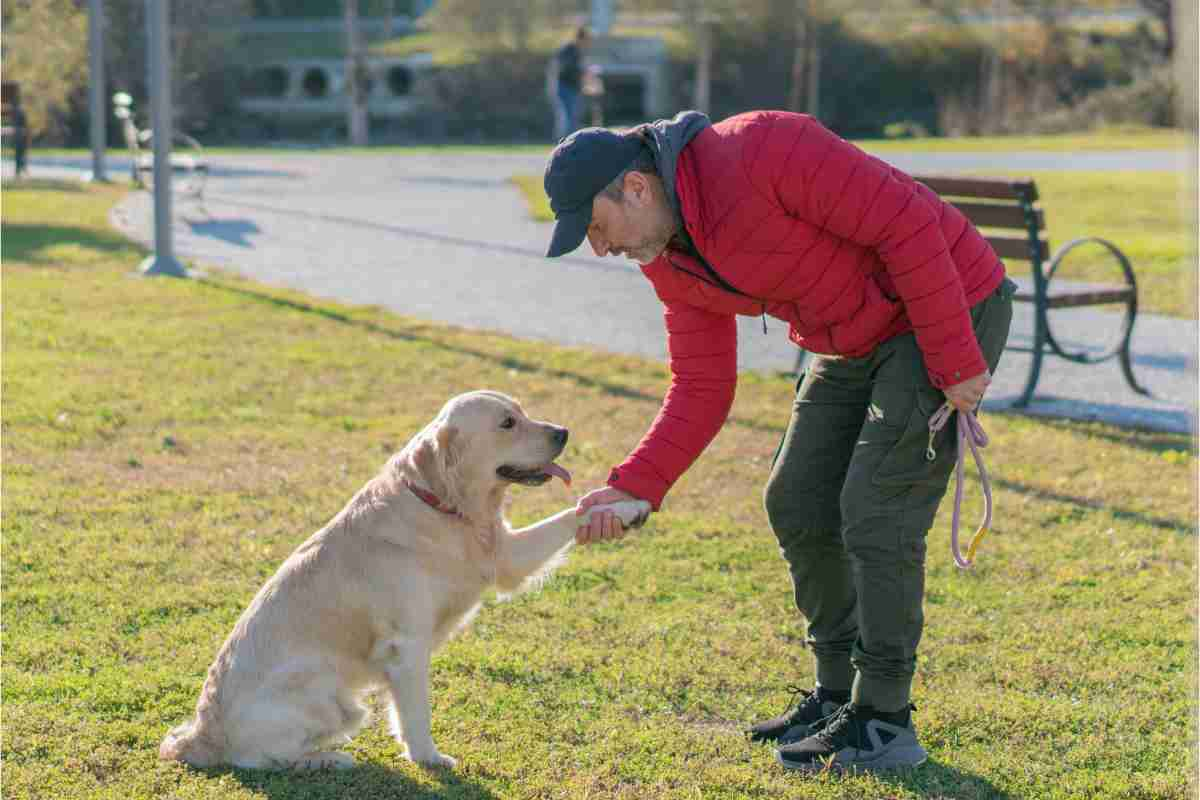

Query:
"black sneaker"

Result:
[[776, 702, 928, 773], [747, 685, 850, 744]]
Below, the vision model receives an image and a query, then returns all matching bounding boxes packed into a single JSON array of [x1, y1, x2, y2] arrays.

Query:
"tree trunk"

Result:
[[694, 8, 712, 112], [344, 0, 369, 147], [805, 1, 820, 119]]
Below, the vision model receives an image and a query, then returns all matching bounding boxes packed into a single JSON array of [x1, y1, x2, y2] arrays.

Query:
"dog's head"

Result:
[[406, 391, 570, 520]]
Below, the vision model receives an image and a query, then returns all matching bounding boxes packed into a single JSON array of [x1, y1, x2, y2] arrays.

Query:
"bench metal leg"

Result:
[[1118, 331, 1151, 397], [1016, 304, 1047, 407]]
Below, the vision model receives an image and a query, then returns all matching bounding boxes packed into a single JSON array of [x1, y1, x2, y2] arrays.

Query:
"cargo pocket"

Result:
[[872, 386, 955, 489]]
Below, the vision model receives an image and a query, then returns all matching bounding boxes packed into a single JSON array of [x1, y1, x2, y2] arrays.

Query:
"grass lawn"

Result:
[[511, 168, 1192, 319], [2, 181, 1195, 799]]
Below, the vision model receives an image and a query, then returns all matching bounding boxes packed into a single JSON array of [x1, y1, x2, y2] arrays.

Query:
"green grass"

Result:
[[3, 181, 1195, 799], [511, 168, 1193, 318], [857, 127, 1184, 152]]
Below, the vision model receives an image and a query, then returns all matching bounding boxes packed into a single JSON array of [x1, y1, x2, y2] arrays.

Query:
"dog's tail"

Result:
[[159, 716, 224, 766]]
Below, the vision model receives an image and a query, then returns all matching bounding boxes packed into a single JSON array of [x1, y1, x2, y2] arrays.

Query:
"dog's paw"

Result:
[[589, 500, 652, 529], [405, 749, 457, 770]]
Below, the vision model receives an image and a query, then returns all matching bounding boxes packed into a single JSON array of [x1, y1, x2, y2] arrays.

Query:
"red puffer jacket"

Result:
[[607, 111, 1006, 509]]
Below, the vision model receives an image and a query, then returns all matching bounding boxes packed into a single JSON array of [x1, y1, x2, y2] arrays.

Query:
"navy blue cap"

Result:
[[544, 126, 647, 257]]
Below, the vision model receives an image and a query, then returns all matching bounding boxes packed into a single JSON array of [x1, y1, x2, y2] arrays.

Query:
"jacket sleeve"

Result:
[[607, 300, 738, 509], [766, 114, 987, 389]]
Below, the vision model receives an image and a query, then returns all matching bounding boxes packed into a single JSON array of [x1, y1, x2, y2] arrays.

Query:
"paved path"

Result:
[[9, 149, 1196, 433]]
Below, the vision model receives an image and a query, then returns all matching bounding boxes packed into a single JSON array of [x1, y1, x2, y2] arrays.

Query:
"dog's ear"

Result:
[[410, 432, 439, 487], [411, 422, 462, 495], [436, 423, 459, 465], [433, 423, 467, 509]]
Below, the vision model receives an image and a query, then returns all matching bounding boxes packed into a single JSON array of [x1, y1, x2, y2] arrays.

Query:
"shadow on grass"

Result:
[[2, 223, 142, 265], [197, 278, 787, 437], [989, 409, 1193, 455], [1, 177, 87, 193], [878, 759, 1013, 799], [989, 474, 1191, 533], [219, 761, 499, 800]]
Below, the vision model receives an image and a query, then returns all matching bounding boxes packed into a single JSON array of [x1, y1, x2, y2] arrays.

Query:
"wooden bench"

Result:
[[909, 173, 1148, 406]]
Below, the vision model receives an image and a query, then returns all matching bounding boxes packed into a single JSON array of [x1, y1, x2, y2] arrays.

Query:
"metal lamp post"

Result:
[[139, 0, 188, 277], [88, 0, 108, 183]]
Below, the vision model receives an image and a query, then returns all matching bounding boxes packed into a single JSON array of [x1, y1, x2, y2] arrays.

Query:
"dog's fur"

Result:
[[159, 390, 650, 770]]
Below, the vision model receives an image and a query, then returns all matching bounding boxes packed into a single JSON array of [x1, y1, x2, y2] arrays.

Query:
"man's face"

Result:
[[586, 175, 674, 265]]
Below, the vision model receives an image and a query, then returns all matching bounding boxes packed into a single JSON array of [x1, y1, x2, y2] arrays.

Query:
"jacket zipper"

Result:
[[666, 252, 769, 334]]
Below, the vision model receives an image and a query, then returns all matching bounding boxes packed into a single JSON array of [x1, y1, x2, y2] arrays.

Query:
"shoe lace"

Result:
[[813, 702, 863, 749], [782, 684, 815, 718]]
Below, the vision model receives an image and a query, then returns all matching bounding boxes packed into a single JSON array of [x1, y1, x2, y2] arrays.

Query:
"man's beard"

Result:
[[626, 219, 677, 265]]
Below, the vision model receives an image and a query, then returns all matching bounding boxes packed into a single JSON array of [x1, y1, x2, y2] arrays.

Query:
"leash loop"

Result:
[[927, 402, 992, 569]]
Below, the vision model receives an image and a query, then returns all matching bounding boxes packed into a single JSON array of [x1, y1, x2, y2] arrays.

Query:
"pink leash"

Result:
[[926, 403, 992, 570]]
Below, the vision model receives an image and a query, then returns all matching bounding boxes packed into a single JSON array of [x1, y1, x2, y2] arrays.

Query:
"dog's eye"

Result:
[[500, 416, 516, 430]]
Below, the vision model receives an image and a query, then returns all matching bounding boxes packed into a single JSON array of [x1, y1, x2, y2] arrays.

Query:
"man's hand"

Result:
[[575, 486, 641, 545], [943, 369, 991, 413]]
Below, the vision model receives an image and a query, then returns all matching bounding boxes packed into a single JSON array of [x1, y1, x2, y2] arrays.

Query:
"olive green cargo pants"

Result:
[[763, 278, 1015, 712]]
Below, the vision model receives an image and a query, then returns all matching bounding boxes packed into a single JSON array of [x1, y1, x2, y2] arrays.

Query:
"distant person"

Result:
[[551, 26, 590, 142], [10, 94, 29, 178], [545, 110, 1014, 774]]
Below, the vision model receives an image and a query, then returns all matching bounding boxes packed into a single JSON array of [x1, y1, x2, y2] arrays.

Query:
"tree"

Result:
[[1137, 0, 1173, 57], [1, 0, 89, 139], [425, 0, 576, 51], [98, 0, 249, 137]]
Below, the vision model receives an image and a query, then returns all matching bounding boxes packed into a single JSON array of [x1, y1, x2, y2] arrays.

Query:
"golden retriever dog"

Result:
[[159, 390, 650, 770]]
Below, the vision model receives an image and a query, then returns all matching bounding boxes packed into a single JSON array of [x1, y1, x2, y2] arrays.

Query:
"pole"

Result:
[[140, 0, 187, 277], [344, 0, 368, 146], [590, 0, 613, 36], [88, 0, 108, 182]]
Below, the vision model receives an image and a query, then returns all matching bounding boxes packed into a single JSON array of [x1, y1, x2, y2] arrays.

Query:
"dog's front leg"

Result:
[[378, 637, 456, 769], [499, 501, 652, 587]]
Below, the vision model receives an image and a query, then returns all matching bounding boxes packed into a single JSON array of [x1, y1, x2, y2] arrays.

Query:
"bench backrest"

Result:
[[910, 174, 1049, 265]]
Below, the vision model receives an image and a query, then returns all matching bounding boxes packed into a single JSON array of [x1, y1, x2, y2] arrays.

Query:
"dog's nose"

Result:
[[551, 426, 568, 446]]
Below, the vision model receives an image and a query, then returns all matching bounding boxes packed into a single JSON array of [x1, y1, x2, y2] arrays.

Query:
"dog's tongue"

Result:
[[542, 463, 572, 486]]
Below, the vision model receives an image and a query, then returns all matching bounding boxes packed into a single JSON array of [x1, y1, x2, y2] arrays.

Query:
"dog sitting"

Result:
[[159, 390, 650, 770]]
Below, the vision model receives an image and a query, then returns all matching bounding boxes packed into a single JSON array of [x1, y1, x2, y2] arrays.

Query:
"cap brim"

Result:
[[546, 207, 589, 257]]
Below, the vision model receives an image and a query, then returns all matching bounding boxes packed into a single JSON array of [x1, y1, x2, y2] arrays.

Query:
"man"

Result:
[[9, 93, 29, 178], [551, 27, 590, 142], [547, 110, 1014, 773]]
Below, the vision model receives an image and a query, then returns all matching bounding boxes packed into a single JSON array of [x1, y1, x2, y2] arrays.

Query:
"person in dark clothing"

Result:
[[10, 96, 29, 178], [552, 26, 590, 141]]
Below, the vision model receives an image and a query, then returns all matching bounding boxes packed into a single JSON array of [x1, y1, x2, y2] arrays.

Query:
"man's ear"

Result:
[[624, 170, 650, 205]]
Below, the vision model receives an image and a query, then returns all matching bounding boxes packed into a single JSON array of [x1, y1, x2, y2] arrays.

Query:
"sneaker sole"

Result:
[[777, 745, 928, 774]]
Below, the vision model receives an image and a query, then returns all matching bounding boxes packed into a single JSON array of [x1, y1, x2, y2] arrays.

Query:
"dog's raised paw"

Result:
[[591, 500, 653, 529]]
